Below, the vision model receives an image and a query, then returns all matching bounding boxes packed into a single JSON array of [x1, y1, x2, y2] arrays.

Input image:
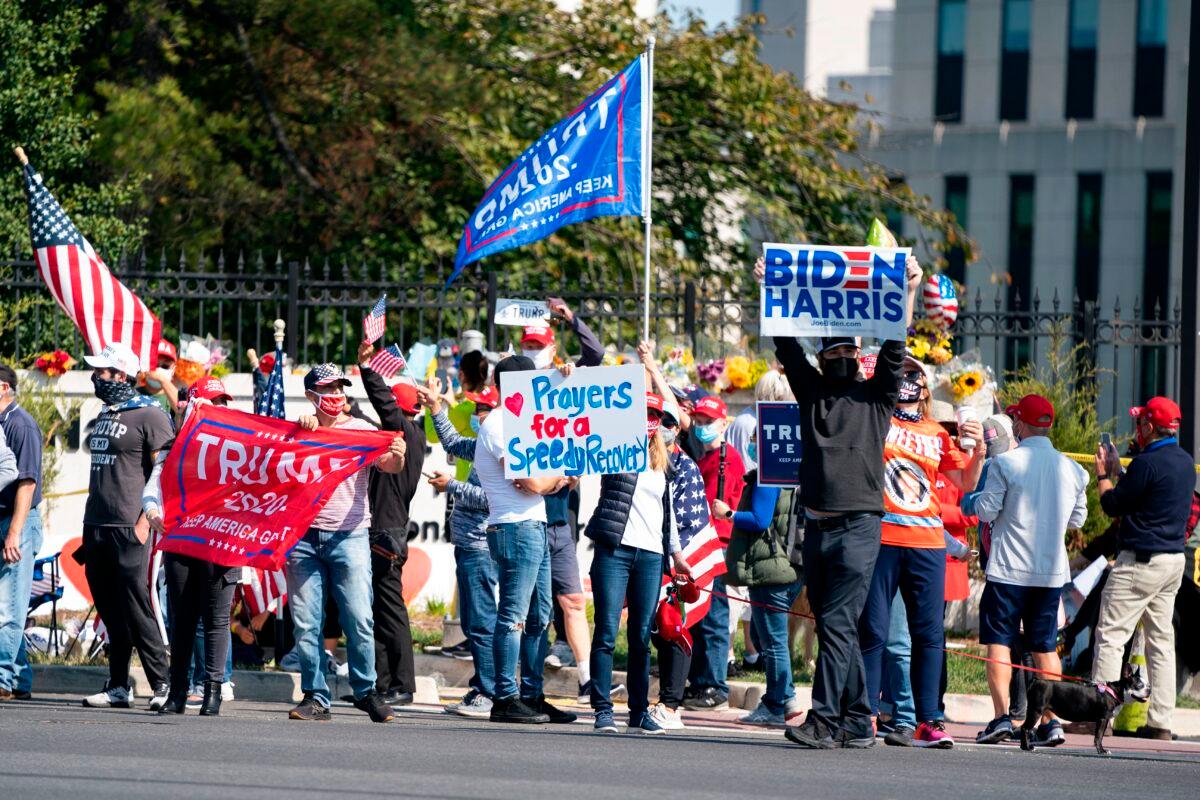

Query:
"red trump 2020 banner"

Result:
[[156, 404, 396, 569]]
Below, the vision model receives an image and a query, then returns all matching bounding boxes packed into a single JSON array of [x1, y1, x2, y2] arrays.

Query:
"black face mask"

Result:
[[898, 379, 923, 404], [822, 357, 858, 381]]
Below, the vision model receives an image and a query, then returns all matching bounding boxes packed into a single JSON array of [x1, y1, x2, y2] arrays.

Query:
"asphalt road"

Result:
[[2, 697, 1198, 800]]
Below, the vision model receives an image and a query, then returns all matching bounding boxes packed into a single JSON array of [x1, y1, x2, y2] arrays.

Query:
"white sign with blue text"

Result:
[[494, 298, 552, 327], [760, 243, 911, 340], [501, 364, 648, 478]]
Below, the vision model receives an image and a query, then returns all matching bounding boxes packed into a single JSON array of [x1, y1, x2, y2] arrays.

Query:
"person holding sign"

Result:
[[755, 252, 922, 750], [587, 393, 690, 735], [286, 364, 408, 725]]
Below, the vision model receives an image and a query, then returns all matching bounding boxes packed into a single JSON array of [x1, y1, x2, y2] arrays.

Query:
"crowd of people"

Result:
[[0, 274, 1197, 751]]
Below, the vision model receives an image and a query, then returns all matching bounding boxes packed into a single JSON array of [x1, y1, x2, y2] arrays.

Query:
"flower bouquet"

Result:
[[32, 349, 75, 378]]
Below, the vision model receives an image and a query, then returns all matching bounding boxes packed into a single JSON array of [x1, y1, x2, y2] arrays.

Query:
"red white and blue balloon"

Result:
[[923, 274, 958, 330]]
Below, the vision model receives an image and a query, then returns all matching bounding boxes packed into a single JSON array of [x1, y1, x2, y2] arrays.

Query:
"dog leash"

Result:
[[696, 584, 1091, 684]]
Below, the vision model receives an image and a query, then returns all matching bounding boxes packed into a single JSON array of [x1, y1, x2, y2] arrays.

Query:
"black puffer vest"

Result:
[[585, 468, 674, 552]]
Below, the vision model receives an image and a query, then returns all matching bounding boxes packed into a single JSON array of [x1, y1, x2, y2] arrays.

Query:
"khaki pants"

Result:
[[1092, 551, 1186, 729]]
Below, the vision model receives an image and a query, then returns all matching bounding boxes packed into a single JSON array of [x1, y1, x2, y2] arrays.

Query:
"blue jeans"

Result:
[[749, 581, 803, 714], [487, 520, 551, 700], [878, 590, 916, 729], [0, 511, 42, 693], [860, 544, 946, 723], [285, 527, 377, 707], [455, 545, 498, 698], [688, 574, 731, 695], [189, 622, 233, 686], [590, 544, 662, 718]]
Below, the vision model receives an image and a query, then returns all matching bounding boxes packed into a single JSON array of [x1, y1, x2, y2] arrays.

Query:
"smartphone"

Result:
[[422, 471, 437, 479], [1100, 432, 1112, 449]]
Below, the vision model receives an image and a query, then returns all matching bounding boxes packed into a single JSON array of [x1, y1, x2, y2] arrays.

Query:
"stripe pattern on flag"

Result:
[[664, 450, 725, 625], [24, 163, 161, 370], [362, 294, 387, 344], [369, 343, 407, 379], [240, 567, 288, 617]]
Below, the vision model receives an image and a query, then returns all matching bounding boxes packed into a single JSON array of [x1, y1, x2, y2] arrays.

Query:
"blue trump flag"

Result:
[[450, 54, 647, 284]]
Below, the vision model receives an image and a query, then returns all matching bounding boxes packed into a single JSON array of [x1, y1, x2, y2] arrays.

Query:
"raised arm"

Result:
[[358, 341, 405, 431], [550, 297, 603, 367]]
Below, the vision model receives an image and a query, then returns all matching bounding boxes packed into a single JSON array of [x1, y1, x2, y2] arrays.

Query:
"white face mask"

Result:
[[523, 348, 554, 370]]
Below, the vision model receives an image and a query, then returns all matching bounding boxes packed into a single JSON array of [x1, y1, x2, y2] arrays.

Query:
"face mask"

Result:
[[898, 379, 923, 404], [659, 427, 678, 447], [694, 422, 719, 445], [469, 415, 482, 434], [822, 356, 858, 381], [647, 417, 661, 438], [93, 373, 136, 406], [747, 442, 757, 463], [310, 392, 346, 417], [1135, 422, 1151, 449], [158, 365, 175, 380], [523, 348, 554, 370]]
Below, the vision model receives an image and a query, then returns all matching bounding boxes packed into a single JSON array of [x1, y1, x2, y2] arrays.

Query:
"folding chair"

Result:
[[25, 551, 65, 656]]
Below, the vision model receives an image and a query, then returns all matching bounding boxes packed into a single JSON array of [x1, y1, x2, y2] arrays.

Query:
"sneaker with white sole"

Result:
[[544, 639, 575, 670], [784, 697, 805, 723], [630, 711, 666, 735], [82, 683, 133, 709], [648, 702, 685, 731], [186, 684, 204, 709], [147, 683, 170, 711], [914, 720, 955, 749], [447, 690, 494, 719], [1031, 719, 1066, 747], [221, 682, 235, 702], [739, 702, 785, 726]]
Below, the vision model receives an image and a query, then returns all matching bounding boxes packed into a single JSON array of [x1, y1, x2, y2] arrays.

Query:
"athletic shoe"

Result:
[[354, 691, 396, 723], [975, 716, 1013, 744], [740, 654, 764, 673], [837, 728, 877, 749], [648, 702, 685, 731], [682, 687, 728, 711], [784, 697, 805, 723], [577, 680, 594, 704], [82, 683, 133, 709], [630, 711, 666, 735], [784, 715, 836, 749], [726, 660, 745, 679], [11, 690, 32, 700], [534, 695, 578, 724], [324, 650, 348, 678], [447, 690, 493, 719], [289, 693, 331, 721], [739, 702, 785, 726], [221, 682, 235, 702], [185, 685, 204, 709], [441, 640, 471, 660], [1031, 719, 1066, 747], [544, 638, 575, 670], [382, 689, 413, 707], [148, 683, 170, 711], [884, 725, 916, 747], [594, 710, 619, 733], [490, 697, 550, 724], [876, 717, 897, 738], [914, 720, 955, 749], [611, 683, 628, 701]]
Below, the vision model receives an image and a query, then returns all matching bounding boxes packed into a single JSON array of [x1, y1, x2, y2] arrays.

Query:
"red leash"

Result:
[[697, 584, 1089, 684]]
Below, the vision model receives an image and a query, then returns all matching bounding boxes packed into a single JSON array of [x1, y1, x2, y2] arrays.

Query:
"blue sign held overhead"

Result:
[[757, 401, 803, 487], [450, 55, 646, 284]]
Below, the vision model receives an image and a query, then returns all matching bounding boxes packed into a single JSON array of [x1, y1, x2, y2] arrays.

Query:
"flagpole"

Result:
[[13, 147, 28, 166], [640, 35, 655, 343]]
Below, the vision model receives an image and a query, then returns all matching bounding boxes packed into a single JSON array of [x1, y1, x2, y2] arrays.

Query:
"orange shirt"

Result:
[[881, 416, 965, 548]]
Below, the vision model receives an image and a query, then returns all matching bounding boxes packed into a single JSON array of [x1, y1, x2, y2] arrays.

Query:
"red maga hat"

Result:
[[1005, 394, 1055, 427], [1131, 396, 1182, 429]]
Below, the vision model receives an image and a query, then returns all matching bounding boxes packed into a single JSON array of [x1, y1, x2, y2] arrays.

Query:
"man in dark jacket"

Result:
[[358, 342, 427, 706], [756, 253, 922, 749], [1093, 396, 1194, 740]]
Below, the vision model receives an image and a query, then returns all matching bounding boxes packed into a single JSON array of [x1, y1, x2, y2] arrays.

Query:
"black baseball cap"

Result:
[[493, 355, 535, 392], [819, 336, 862, 353]]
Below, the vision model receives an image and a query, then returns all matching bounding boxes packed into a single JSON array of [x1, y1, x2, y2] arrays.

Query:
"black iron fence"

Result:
[[0, 252, 1181, 418]]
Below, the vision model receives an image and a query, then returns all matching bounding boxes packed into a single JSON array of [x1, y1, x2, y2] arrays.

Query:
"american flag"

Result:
[[256, 345, 286, 418], [240, 567, 288, 617], [23, 161, 161, 370], [666, 450, 725, 624], [362, 294, 387, 344], [369, 343, 407, 379]]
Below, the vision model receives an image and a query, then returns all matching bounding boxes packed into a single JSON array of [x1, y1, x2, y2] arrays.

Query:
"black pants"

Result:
[[653, 633, 691, 708], [802, 513, 881, 739], [164, 554, 236, 687], [371, 528, 415, 694], [82, 525, 169, 689]]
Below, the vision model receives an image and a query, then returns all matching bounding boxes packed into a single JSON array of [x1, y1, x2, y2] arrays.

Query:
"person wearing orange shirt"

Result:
[[861, 357, 983, 749]]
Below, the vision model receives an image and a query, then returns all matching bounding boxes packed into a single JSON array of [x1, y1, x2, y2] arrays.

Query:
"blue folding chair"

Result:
[[26, 551, 64, 656]]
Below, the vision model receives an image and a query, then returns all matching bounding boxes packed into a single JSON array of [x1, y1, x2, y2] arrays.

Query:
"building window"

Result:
[[999, 0, 1031, 121], [1073, 173, 1103, 305], [935, 0, 966, 122], [943, 175, 969, 286], [884, 176, 908, 239], [1133, 0, 1167, 117], [1141, 171, 1172, 398], [1006, 175, 1035, 370], [1065, 0, 1098, 119]]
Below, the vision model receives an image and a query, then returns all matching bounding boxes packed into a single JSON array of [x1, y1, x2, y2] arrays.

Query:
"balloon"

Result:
[[866, 218, 898, 248], [923, 274, 959, 330]]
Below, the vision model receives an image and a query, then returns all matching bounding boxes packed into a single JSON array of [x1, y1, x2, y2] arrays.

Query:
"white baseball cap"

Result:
[[84, 342, 141, 378]]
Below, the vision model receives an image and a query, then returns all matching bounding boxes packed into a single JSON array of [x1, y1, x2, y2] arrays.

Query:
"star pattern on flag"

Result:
[[26, 170, 86, 250]]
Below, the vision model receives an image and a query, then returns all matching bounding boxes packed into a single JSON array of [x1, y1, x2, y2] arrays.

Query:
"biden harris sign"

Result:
[[450, 56, 646, 284], [759, 243, 911, 340]]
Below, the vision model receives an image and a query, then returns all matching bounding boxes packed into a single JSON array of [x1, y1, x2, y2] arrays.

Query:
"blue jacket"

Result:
[[432, 410, 489, 548], [1099, 438, 1194, 554]]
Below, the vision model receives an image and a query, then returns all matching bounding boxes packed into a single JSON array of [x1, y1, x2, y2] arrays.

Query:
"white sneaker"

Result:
[[446, 690, 493, 719], [648, 702, 685, 731], [82, 683, 133, 709], [738, 702, 785, 726], [147, 684, 170, 711], [221, 682, 235, 702], [544, 639, 575, 670], [784, 696, 805, 723]]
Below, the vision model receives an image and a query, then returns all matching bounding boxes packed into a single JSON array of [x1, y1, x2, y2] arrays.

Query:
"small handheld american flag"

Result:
[[256, 345, 286, 418], [362, 294, 388, 344], [369, 343, 408, 379], [664, 451, 725, 624]]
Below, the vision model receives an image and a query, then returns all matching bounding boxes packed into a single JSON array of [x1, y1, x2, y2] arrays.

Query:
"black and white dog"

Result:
[[1020, 663, 1149, 755]]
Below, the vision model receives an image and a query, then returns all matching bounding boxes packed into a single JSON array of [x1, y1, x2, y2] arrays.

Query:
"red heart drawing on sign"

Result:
[[401, 545, 432, 604], [504, 393, 524, 417], [59, 536, 93, 604]]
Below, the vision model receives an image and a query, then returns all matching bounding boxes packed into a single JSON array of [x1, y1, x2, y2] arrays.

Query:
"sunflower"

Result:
[[952, 370, 984, 400]]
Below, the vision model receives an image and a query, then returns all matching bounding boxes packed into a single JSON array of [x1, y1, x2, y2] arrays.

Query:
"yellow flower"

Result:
[[725, 355, 754, 390], [907, 337, 932, 361], [929, 346, 953, 365], [952, 370, 984, 400]]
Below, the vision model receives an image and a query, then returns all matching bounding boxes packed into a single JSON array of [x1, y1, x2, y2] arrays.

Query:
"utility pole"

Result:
[[1180, 2, 1200, 458]]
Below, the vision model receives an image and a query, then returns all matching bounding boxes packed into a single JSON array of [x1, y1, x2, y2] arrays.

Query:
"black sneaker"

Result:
[[883, 725, 916, 747], [975, 716, 1013, 744], [784, 715, 835, 749], [354, 692, 395, 723], [681, 687, 729, 711], [289, 693, 331, 721], [837, 728, 877, 749], [442, 640, 472, 660], [740, 654, 764, 673], [490, 696, 550, 724], [532, 695, 578, 724], [382, 689, 414, 707]]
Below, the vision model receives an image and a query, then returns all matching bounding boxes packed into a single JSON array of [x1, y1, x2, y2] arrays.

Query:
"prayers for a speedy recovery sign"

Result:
[[501, 364, 648, 478], [760, 243, 911, 340]]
